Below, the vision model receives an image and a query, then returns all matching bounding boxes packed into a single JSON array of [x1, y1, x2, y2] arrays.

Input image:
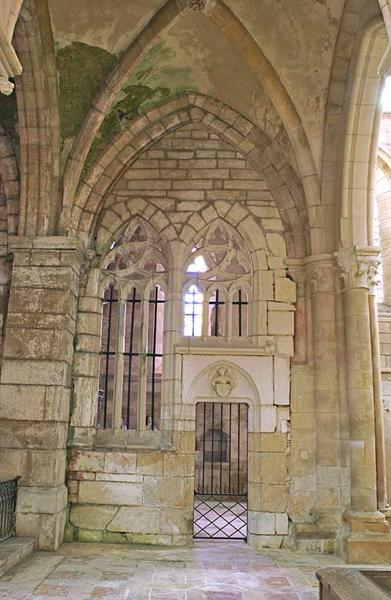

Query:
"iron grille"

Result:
[[0, 478, 18, 542], [194, 494, 247, 539], [194, 402, 248, 540]]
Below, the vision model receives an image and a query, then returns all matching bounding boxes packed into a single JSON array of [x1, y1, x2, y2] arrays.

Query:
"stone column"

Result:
[[337, 248, 379, 513], [161, 240, 186, 433], [0, 237, 82, 550], [305, 255, 342, 531]]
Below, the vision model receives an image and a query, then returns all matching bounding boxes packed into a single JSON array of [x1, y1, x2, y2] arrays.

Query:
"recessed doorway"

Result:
[[194, 402, 248, 540]]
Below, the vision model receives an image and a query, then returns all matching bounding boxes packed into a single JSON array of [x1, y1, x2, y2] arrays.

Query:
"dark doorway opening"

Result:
[[194, 402, 248, 540]]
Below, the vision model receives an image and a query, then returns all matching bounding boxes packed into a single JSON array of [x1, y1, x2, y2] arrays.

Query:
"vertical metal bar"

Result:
[[103, 285, 114, 428], [228, 402, 232, 494], [211, 402, 215, 494], [238, 289, 242, 337], [202, 402, 206, 493], [113, 299, 126, 430], [138, 292, 149, 431], [214, 290, 219, 336], [125, 288, 137, 429], [219, 402, 223, 494], [237, 403, 241, 494], [151, 286, 159, 429]]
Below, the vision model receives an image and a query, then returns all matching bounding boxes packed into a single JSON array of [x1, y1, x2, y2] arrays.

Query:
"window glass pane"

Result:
[[97, 285, 118, 429], [122, 287, 142, 430], [232, 289, 248, 337], [184, 284, 203, 336]]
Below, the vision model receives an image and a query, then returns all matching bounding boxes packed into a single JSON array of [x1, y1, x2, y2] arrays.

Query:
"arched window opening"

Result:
[[184, 284, 203, 336], [184, 222, 252, 338], [97, 219, 167, 431], [199, 428, 228, 463]]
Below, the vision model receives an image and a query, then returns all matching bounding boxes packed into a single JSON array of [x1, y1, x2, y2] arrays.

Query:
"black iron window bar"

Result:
[[99, 284, 117, 428], [209, 289, 225, 336], [232, 288, 248, 337], [0, 478, 18, 542], [145, 286, 164, 430]]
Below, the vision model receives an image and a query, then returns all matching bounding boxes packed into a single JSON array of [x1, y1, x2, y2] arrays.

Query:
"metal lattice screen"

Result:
[[194, 402, 248, 540]]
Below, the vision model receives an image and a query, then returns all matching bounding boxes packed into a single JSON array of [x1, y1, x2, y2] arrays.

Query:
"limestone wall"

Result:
[[67, 120, 295, 548], [67, 433, 194, 545]]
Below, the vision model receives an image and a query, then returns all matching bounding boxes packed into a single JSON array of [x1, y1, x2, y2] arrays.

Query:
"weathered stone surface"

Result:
[[108, 507, 160, 533], [78, 481, 143, 506], [70, 505, 117, 530]]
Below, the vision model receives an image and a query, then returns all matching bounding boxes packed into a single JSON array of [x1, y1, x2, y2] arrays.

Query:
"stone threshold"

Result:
[[0, 537, 34, 577]]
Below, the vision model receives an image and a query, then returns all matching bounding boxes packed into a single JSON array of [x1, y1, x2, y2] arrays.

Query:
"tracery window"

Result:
[[97, 220, 166, 431], [184, 222, 251, 337]]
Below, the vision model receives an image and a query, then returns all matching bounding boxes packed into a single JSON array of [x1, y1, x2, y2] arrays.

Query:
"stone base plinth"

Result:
[[345, 535, 391, 563], [344, 511, 391, 563], [15, 484, 68, 550]]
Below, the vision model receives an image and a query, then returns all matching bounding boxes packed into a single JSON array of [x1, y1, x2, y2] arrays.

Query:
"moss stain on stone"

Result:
[[56, 41, 118, 140], [83, 41, 197, 175]]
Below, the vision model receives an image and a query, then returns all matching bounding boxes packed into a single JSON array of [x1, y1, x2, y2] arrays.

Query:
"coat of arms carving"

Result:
[[210, 366, 236, 398]]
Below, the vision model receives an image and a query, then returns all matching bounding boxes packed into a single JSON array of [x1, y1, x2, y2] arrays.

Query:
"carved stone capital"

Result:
[[286, 259, 306, 296], [177, 0, 216, 14], [303, 254, 336, 294], [0, 76, 14, 95], [336, 247, 381, 292]]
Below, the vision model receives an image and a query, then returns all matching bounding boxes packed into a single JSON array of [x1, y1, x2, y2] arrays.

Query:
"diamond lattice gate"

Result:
[[194, 402, 248, 540]]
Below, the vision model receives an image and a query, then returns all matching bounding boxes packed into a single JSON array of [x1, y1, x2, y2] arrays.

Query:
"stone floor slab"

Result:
[[0, 540, 372, 599]]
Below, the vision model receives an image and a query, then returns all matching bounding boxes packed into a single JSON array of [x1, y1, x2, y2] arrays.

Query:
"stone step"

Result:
[[0, 537, 34, 577], [296, 536, 335, 554]]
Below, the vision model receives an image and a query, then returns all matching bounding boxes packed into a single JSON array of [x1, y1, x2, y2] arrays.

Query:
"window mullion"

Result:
[[138, 291, 149, 431], [113, 298, 126, 430]]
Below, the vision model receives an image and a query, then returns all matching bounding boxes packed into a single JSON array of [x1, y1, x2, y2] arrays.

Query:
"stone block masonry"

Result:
[[0, 238, 82, 550], [67, 434, 195, 545]]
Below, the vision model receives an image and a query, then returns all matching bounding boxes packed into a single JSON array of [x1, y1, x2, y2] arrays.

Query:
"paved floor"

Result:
[[0, 540, 344, 599]]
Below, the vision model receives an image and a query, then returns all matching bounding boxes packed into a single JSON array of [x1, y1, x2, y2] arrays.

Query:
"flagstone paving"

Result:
[[0, 540, 345, 599]]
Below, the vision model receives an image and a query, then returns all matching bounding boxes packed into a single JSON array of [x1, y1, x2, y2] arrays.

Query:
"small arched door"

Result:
[[194, 401, 248, 539]]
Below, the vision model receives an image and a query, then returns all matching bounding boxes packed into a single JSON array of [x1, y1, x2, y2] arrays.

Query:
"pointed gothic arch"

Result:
[[69, 93, 309, 259], [62, 0, 319, 224]]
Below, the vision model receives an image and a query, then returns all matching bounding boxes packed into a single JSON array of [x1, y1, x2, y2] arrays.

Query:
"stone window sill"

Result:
[[94, 429, 173, 451]]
